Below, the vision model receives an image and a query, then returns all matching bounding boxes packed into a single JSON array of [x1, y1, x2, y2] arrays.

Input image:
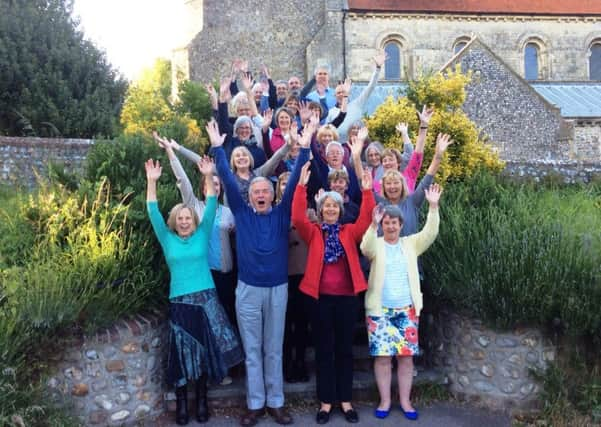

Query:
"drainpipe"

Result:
[[342, 1, 348, 78]]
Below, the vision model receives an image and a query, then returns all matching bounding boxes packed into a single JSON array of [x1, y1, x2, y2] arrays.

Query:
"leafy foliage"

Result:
[[423, 172, 601, 335], [365, 67, 504, 182], [119, 59, 210, 151], [0, 0, 127, 138]]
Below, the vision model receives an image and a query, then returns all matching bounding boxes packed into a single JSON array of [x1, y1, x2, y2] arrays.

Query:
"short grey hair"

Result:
[[248, 176, 274, 198], [316, 191, 344, 222], [383, 205, 404, 224], [275, 80, 288, 87], [325, 141, 344, 156], [314, 63, 331, 75], [233, 116, 253, 135]]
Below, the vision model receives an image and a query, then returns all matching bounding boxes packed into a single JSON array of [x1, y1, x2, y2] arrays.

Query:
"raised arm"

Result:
[[426, 133, 453, 177], [153, 132, 198, 207], [145, 159, 170, 243], [360, 204, 385, 260], [240, 73, 259, 118], [408, 183, 441, 255], [280, 129, 312, 208], [197, 155, 218, 234], [291, 162, 314, 243], [349, 168, 376, 241], [206, 119, 246, 212], [353, 50, 385, 107]]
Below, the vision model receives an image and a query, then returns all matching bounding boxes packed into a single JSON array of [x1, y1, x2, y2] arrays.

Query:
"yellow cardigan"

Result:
[[360, 208, 439, 317]]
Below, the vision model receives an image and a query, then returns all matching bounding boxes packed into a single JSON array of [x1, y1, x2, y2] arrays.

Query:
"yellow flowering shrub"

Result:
[[365, 68, 503, 182]]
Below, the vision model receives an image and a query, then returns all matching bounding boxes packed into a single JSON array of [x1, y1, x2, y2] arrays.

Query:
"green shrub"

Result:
[[424, 171, 601, 336]]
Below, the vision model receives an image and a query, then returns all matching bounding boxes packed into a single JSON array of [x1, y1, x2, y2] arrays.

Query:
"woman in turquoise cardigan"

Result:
[[145, 157, 243, 425], [360, 184, 442, 422]]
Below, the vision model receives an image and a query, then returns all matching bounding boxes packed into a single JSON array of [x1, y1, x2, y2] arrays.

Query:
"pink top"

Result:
[[373, 151, 423, 195]]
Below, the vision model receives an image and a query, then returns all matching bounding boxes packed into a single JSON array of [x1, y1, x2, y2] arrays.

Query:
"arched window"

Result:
[[524, 43, 539, 80], [454, 41, 467, 54], [384, 41, 401, 80], [590, 43, 601, 80]]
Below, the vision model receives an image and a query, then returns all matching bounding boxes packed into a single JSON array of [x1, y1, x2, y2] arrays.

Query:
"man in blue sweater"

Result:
[[206, 119, 312, 426]]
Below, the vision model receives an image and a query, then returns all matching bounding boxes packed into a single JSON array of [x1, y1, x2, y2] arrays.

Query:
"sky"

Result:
[[72, 0, 188, 81]]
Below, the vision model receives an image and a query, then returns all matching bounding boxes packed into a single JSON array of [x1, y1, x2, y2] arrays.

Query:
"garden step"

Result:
[[163, 365, 447, 411]]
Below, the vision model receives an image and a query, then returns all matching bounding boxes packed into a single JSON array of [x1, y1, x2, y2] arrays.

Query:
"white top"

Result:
[[381, 241, 413, 308]]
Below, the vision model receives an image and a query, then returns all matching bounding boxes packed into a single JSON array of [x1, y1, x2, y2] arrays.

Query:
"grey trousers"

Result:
[[236, 281, 288, 409]]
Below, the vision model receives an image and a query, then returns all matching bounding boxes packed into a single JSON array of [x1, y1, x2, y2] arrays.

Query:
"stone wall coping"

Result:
[[0, 136, 94, 148], [504, 159, 601, 167], [85, 310, 166, 346]]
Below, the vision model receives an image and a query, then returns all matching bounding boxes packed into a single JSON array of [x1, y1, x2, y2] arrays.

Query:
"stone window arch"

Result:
[[453, 36, 471, 54], [383, 40, 402, 80], [518, 35, 549, 80], [588, 39, 601, 80]]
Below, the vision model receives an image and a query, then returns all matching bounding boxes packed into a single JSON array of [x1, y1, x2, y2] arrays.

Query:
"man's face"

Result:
[[276, 83, 288, 99], [326, 145, 344, 169], [249, 180, 274, 214], [315, 68, 329, 86], [288, 76, 301, 90]]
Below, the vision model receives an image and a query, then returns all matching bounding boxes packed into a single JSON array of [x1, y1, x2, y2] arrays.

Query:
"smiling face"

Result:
[[249, 179, 274, 214], [382, 175, 405, 202], [175, 207, 196, 238], [285, 98, 299, 115], [288, 76, 301, 90], [276, 83, 288, 99], [236, 102, 251, 118], [232, 147, 251, 171], [335, 84, 346, 103], [382, 214, 402, 243], [252, 85, 263, 102], [236, 122, 252, 141], [320, 196, 341, 224], [329, 178, 348, 196], [382, 154, 399, 171], [276, 110, 292, 130], [367, 147, 381, 167], [315, 67, 329, 86]]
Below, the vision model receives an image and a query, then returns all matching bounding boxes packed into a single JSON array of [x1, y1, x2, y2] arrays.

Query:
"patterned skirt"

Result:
[[167, 288, 244, 387], [366, 306, 420, 357]]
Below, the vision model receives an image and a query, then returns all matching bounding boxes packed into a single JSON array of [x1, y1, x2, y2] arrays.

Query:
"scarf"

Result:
[[321, 223, 345, 264]]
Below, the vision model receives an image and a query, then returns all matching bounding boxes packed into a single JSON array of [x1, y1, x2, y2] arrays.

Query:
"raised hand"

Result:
[[306, 208, 318, 223], [219, 76, 232, 102], [395, 122, 408, 135], [299, 161, 311, 186], [299, 100, 312, 123], [357, 126, 368, 142], [262, 108, 273, 130], [341, 77, 352, 96], [241, 73, 253, 92], [145, 159, 162, 182], [261, 64, 271, 80], [348, 135, 364, 159], [197, 155, 215, 176], [205, 83, 218, 108], [372, 49, 387, 68], [361, 167, 372, 190], [424, 183, 443, 207], [289, 121, 299, 143], [372, 203, 385, 226], [435, 133, 454, 157], [298, 127, 312, 149], [152, 131, 169, 149], [314, 188, 325, 204], [417, 105, 434, 126], [205, 118, 226, 147]]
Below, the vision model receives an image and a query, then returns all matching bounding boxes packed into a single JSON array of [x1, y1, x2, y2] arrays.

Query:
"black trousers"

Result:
[[210, 269, 237, 329], [284, 274, 310, 367], [309, 294, 359, 403]]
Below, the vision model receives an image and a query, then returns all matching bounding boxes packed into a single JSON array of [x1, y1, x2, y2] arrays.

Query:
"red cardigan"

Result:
[[291, 185, 375, 300]]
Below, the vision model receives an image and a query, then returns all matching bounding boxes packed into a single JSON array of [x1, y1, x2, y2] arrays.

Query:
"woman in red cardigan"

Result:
[[291, 162, 375, 425]]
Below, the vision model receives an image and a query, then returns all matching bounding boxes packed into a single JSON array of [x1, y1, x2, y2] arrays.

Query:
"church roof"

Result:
[[347, 1, 601, 15], [531, 83, 601, 118]]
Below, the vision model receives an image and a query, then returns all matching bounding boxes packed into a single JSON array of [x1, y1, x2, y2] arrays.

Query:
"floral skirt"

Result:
[[366, 306, 420, 357], [167, 288, 244, 387]]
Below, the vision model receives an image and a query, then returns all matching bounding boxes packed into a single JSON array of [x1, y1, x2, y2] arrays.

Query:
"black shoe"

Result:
[[195, 376, 209, 423], [316, 409, 331, 424], [175, 385, 189, 425], [341, 407, 359, 423]]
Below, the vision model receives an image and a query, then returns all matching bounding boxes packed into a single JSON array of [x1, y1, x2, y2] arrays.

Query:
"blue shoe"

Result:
[[400, 406, 419, 420], [374, 408, 390, 419]]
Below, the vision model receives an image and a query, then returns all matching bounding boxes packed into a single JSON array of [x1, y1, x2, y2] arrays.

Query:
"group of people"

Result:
[[145, 54, 452, 426]]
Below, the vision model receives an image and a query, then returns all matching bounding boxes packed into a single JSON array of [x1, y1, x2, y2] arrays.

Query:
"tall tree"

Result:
[[0, 0, 127, 138]]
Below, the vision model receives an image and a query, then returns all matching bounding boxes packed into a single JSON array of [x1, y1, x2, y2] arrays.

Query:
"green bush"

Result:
[[423, 171, 601, 336]]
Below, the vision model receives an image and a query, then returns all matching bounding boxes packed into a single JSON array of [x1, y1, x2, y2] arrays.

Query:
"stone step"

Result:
[[163, 364, 448, 411]]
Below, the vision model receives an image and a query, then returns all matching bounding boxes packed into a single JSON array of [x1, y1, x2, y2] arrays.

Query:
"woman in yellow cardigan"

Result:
[[360, 183, 442, 421]]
